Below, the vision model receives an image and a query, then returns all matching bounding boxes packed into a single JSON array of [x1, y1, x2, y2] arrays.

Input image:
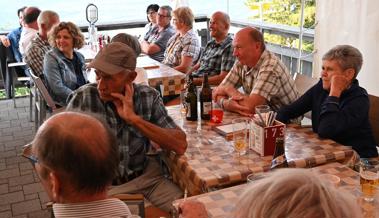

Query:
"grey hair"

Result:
[[322, 45, 363, 79], [37, 10, 59, 29], [160, 5, 173, 17], [235, 169, 361, 218]]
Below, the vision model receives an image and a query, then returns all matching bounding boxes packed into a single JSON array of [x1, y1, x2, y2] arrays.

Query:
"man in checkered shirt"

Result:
[[25, 10, 59, 77], [66, 42, 187, 212], [213, 27, 299, 116], [190, 11, 235, 86]]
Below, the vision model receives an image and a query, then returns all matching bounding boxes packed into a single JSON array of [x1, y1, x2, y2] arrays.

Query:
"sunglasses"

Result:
[[22, 143, 38, 166]]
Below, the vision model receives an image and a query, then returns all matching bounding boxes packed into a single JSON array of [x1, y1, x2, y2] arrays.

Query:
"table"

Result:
[[173, 162, 378, 218], [137, 56, 185, 97], [84, 53, 185, 97], [166, 105, 358, 195]]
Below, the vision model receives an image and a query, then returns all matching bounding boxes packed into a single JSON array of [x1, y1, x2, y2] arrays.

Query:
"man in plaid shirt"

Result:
[[190, 11, 235, 86], [66, 42, 187, 212], [25, 10, 59, 77], [213, 27, 299, 116]]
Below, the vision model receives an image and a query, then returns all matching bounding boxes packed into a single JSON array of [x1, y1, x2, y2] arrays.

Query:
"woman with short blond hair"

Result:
[[162, 6, 200, 73], [43, 21, 87, 106]]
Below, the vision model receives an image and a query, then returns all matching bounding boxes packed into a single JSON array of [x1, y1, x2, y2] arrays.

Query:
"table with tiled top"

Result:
[[137, 56, 185, 97], [85, 54, 185, 97], [173, 162, 378, 218], [166, 105, 358, 195]]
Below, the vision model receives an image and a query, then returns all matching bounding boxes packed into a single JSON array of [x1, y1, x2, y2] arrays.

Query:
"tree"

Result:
[[245, 0, 315, 51]]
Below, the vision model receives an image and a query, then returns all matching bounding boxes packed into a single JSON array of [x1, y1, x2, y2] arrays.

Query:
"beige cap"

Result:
[[88, 42, 136, 75]]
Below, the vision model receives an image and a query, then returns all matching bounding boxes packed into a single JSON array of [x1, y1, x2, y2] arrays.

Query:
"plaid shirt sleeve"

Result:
[[25, 46, 44, 76], [220, 44, 235, 72], [220, 61, 242, 88], [182, 34, 200, 59]]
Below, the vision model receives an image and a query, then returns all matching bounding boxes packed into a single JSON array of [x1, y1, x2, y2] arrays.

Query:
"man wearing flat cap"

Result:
[[66, 42, 187, 212]]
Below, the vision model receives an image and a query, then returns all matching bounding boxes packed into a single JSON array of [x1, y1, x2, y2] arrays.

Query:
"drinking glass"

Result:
[[232, 118, 249, 156], [360, 158, 379, 202], [255, 105, 271, 114]]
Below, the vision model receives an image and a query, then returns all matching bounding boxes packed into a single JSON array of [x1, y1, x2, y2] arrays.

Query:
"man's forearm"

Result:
[[129, 115, 187, 155]]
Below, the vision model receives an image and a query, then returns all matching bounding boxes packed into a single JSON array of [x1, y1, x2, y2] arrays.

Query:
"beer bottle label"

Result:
[[203, 102, 211, 114]]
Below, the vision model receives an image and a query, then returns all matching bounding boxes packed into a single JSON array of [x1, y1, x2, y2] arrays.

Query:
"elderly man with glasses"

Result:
[[140, 5, 175, 62], [22, 112, 132, 217]]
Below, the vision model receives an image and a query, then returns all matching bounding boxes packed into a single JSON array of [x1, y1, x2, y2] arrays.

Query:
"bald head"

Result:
[[23, 7, 41, 25], [236, 27, 265, 51], [209, 11, 230, 41], [212, 11, 230, 27], [33, 111, 119, 194]]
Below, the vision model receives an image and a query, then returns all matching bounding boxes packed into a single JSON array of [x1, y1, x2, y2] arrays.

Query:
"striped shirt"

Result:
[[162, 29, 200, 67], [25, 33, 51, 76], [221, 49, 299, 111], [66, 83, 178, 180], [193, 34, 235, 77], [53, 198, 131, 218]]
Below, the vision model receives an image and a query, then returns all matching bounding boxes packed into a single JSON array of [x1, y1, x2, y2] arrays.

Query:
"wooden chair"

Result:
[[29, 70, 64, 130], [368, 94, 379, 145]]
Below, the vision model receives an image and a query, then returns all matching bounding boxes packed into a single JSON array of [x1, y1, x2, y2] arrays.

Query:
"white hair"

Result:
[[235, 168, 362, 218], [37, 10, 59, 29]]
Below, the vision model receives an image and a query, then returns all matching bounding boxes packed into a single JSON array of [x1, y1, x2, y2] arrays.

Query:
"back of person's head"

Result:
[[322, 44, 363, 79], [48, 21, 85, 49], [33, 112, 119, 196], [173, 7, 194, 28], [23, 7, 41, 24], [235, 169, 361, 218], [111, 33, 141, 56], [37, 10, 59, 30]]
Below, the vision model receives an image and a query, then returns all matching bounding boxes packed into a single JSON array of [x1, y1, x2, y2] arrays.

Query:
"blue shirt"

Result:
[[277, 79, 378, 158], [7, 27, 23, 62]]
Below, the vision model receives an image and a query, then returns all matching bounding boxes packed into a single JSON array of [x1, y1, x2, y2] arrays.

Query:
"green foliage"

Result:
[[244, 0, 315, 52], [0, 87, 30, 99]]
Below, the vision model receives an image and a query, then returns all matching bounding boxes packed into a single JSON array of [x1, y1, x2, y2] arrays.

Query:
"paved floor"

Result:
[[0, 97, 50, 218]]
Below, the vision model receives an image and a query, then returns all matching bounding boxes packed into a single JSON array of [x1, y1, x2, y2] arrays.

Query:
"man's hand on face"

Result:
[[111, 83, 139, 123], [0, 36, 11, 47], [329, 74, 350, 97]]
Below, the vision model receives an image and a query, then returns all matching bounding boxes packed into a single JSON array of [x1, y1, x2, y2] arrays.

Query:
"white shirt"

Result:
[[19, 27, 38, 57], [53, 198, 132, 218]]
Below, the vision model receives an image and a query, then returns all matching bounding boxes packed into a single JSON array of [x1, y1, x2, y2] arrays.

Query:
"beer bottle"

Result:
[[185, 75, 198, 121], [271, 137, 288, 169], [200, 73, 212, 120]]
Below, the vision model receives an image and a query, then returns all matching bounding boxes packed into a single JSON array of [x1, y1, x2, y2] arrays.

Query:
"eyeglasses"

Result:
[[157, 13, 170, 18], [22, 143, 38, 166]]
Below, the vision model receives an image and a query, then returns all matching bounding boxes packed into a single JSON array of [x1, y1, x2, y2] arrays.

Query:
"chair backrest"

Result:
[[293, 73, 319, 95], [369, 94, 379, 144], [29, 70, 57, 110]]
